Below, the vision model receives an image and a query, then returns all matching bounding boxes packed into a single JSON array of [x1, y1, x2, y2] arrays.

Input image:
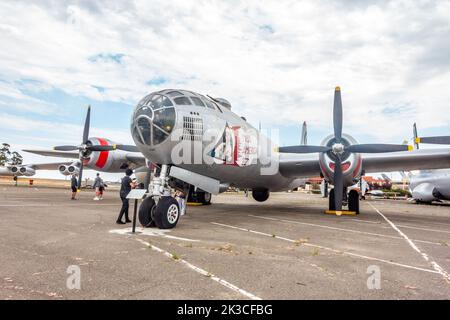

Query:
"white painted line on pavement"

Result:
[[248, 215, 442, 246], [110, 227, 199, 242], [135, 238, 262, 300], [369, 203, 450, 284], [350, 218, 450, 234], [211, 222, 439, 275]]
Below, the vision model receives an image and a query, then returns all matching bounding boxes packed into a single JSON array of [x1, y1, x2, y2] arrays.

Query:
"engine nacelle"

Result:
[[17, 166, 35, 176], [318, 134, 363, 187], [412, 183, 439, 202], [59, 163, 80, 176], [81, 137, 117, 171]]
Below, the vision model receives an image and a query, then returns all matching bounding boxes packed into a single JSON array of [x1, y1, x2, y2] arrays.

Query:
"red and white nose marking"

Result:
[[94, 138, 109, 169], [329, 161, 351, 172]]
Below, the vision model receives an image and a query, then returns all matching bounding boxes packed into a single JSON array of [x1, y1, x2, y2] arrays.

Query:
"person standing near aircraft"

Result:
[[70, 173, 78, 200], [116, 169, 135, 224], [93, 173, 104, 200]]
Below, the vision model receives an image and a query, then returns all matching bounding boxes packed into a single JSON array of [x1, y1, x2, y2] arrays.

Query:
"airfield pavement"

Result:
[[0, 185, 449, 300]]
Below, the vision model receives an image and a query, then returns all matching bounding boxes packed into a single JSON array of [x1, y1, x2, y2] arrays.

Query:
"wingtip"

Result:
[[408, 145, 414, 151], [335, 86, 341, 92]]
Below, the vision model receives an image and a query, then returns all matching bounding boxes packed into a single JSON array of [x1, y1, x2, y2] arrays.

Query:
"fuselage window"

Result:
[[190, 97, 205, 107], [174, 96, 192, 105]]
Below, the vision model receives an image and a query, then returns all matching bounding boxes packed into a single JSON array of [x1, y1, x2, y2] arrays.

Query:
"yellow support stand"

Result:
[[324, 210, 357, 216], [187, 202, 203, 206]]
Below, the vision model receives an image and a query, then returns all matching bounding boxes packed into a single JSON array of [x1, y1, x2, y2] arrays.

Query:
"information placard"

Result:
[[126, 189, 147, 200]]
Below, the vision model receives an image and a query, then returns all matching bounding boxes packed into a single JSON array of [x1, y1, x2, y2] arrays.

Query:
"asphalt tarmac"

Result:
[[1, 186, 449, 299]]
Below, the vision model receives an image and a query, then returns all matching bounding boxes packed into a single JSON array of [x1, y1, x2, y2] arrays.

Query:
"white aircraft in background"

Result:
[[401, 123, 450, 203]]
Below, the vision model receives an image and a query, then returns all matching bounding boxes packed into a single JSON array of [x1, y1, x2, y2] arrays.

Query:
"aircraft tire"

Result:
[[329, 188, 336, 211], [252, 189, 270, 202], [348, 189, 360, 214], [138, 196, 156, 227], [198, 192, 212, 205], [154, 196, 180, 229]]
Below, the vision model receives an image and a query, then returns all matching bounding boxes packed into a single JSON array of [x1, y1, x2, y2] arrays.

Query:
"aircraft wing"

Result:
[[125, 154, 147, 167], [279, 153, 321, 178], [361, 148, 450, 173], [25, 162, 74, 170], [23, 149, 79, 159], [279, 148, 450, 178]]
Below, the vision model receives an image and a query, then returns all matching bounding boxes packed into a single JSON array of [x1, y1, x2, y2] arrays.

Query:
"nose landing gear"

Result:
[[138, 164, 182, 229]]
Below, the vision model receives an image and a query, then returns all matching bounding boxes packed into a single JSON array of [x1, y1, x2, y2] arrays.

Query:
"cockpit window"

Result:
[[132, 94, 176, 146], [202, 97, 216, 110], [174, 96, 192, 105], [190, 97, 205, 107], [167, 91, 184, 97], [162, 96, 173, 106]]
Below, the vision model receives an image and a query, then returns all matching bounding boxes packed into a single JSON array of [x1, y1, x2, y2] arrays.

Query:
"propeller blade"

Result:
[[54, 145, 79, 151], [333, 87, 343, 142], [333, 156, 343, 211], [278, 145, 331, 153], [347, 144, 412, 153], [413, 123, 419, 149], [82, 105, 91, 144], [301, 121, 307, 145], [87, 145, 116, 152], [416, 136, 450, 145], [115, 145, 140, 152], [77, 161, 84, 191]]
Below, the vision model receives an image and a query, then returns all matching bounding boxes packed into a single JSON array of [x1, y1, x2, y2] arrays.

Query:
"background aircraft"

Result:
[[103, 87, 450, 229], [404, 123, 450, 203], [0, 161, 72, 177]]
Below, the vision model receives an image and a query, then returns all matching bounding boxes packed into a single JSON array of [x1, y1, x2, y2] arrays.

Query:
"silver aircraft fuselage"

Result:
[[130, 89, 352, 192], [410, 169, 450, 202]]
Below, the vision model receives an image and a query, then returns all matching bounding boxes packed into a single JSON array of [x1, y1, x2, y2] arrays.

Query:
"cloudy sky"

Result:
[[1, 0, 450, 180]]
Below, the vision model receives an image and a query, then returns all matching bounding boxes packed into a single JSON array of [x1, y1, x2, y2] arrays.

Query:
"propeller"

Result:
[[413, 123, 419, 149], [53, 106, 140, 190], [412, 123, 450, 147], [415, 136, 450, 145], [278, 87, 413, 211]]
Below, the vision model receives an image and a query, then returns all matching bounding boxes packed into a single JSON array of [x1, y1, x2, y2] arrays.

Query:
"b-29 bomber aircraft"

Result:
[[103, 87, 450, 229]]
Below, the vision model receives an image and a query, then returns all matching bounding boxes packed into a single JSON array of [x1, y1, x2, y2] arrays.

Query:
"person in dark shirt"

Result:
[[71, 174, 78, 200], [116, 169, 135, 224]]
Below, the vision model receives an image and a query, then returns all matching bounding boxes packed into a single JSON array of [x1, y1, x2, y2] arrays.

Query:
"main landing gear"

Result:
[[328, 187, 360, 214], [138, 164, 182, 229], [187, 186, 212, 205]]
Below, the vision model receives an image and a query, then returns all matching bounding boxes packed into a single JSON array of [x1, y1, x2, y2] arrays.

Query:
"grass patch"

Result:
[[312, 248, 320, 256], [171, 253, 181, 260], [294, 238, 309, 246]]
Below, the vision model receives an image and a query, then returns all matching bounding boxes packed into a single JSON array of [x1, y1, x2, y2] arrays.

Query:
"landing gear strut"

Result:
[[138, 164, 182, 229], [348, 189, 360, 214], [328, 187, 359, 214]]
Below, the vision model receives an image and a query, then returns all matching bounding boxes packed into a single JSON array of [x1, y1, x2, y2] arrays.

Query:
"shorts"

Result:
[[71, 187, 77, 192]]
